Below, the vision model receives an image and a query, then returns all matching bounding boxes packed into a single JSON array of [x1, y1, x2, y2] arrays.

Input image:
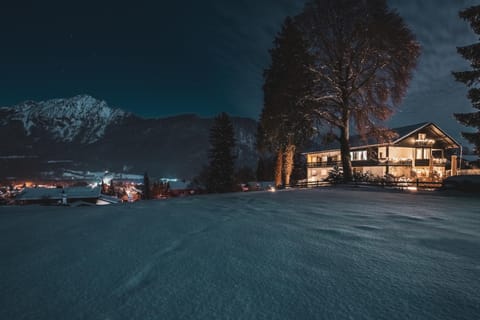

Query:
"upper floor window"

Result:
[[351, 150, 367, 161], [415, 133, 434, 146]]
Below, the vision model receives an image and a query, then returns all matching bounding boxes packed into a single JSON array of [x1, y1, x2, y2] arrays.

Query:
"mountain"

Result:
[[0, 95, 258, 180], [0, 95, 128, 144]]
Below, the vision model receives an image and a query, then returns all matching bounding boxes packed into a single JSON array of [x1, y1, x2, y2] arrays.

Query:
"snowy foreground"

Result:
[[1, 188, 479, 320]]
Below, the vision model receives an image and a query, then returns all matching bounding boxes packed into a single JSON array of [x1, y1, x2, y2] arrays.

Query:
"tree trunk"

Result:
[[339, 124, 353, 183], [283, 143, 296, 186], [275, 148, 284, 187]]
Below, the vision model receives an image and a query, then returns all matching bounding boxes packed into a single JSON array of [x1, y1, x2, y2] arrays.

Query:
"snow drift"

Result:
[[0, 188, 479, 319]]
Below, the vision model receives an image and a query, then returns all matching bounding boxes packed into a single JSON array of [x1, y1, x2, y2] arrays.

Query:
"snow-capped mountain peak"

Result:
[[0, 95, 128, 144]]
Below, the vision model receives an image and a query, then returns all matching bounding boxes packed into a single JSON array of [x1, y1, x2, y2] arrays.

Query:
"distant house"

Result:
[[304, 122, 461, 182], [167, 180, 193, 197], [15, 186, 101, 205]]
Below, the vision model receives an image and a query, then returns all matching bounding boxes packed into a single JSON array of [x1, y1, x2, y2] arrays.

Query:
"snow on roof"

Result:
[[168, 180, 191, 190], [16, 186, 101, 201]]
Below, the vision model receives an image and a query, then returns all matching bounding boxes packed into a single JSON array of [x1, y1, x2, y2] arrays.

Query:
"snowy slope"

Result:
[[0, 188, 479, 320], [0, 95, 127, 144]]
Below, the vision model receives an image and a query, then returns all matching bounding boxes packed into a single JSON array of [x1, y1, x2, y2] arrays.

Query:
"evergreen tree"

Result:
[[290, 152, 307, 185], [256, 156, 275, 181], [453, 5, 480, 156], [109, 179, 115, 196], [143, 171, 151, 200], [298, 0, 420, 182], [235, 166, 256, 185], [259, 16, 315, 187], [206, 113, 236, 193], [256, 157, 266, 181], [100, 180, 106, 194]]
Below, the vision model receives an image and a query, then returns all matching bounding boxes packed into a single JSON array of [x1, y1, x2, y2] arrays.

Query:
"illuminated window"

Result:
[[350, 150, 367, 161], [418, 133, 426, 140], [416, 148, 430, 159]]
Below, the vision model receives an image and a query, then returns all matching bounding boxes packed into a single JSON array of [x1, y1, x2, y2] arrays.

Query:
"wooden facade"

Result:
[[305, 123, 461, 182]]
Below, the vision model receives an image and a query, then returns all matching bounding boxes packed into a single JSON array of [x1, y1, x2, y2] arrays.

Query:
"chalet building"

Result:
[[15, 186, 101, 205], [304, 123, 461, 182]]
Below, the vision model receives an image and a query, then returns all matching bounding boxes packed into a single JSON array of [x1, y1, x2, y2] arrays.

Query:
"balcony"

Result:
[[433, 158, 447, 165], [382, 159, 413, 166], [307, 158, 447, 169], [414, 159, 430, 166], [351, 160, 380, 167], [354, 159, 414, 167], [307, 161, 342, 168], [307, 159, 414, 168]]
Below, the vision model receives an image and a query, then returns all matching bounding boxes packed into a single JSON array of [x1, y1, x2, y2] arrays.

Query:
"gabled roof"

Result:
[[391, 122, 460, 149], [304, 122, 460, 153], [390, 122, 429, 143]]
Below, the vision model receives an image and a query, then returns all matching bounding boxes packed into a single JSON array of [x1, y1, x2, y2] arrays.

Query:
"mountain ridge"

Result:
[[0, 94, 128, 144], [0, 95, 258, 179]]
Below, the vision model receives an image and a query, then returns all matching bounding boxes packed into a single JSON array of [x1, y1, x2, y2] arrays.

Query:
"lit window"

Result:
[[350, 150, 367, 161], [416, 148, 431, 159], [416, 148, 422, 159]]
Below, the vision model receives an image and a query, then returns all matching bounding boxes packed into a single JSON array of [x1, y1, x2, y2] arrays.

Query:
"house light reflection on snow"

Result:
[[267, 186, 276, 192]]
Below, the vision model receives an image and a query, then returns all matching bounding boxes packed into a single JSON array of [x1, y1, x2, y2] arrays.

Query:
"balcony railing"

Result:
[[307, 161, 342, 168], [414, 159, 430, 167], [307, 159, 413, 168], [307, 158, 447, 168], [379, 159, 413, 166], [433, 158, 447, 165]]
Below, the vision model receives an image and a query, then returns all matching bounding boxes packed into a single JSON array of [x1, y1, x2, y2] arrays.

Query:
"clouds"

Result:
[[387, 0, 478, 143], [389, 0, 476, 89]]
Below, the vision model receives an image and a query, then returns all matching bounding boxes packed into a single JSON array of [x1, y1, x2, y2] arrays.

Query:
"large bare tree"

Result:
[[299, 0, 420, 182]]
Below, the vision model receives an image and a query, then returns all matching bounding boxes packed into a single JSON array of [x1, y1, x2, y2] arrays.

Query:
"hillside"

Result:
[[0, 95, 258, 179]]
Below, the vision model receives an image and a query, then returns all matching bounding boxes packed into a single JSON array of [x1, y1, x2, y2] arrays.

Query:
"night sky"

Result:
[[0, 0, 478, 144]]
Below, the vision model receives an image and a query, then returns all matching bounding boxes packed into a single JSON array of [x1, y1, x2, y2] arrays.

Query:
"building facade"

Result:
[[305, 123, 461, 182]]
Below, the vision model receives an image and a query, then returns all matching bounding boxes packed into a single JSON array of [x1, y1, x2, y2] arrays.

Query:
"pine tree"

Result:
[[109, 179, 115, 196], [256, 156, 275, 181], [256, 157, 266, 181], [453, 5, 480, 156], [259, 16, 315, 187], [143, 171, 151, 200], [206, 113, 236, 193], [298, 0, 420, 182]]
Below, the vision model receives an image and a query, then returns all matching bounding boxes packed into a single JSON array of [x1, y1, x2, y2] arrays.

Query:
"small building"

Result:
[[167, 180, 193, 197], [15, 186, 101, 205], [304, 122, 461, 182]]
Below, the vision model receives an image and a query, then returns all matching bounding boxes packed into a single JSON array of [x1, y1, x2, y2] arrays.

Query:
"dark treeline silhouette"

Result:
[[453, 5, 480, 157]]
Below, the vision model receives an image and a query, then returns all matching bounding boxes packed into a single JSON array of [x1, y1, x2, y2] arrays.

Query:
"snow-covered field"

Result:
[[1, 188, 479, 320]]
